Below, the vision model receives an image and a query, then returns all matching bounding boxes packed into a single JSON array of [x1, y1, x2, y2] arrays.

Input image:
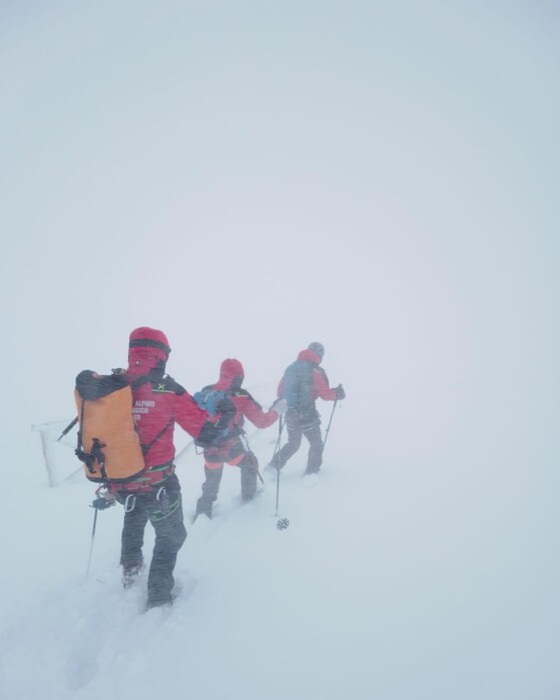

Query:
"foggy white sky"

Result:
[[1, 0, 559, 466], [1, 4, 560, 696]]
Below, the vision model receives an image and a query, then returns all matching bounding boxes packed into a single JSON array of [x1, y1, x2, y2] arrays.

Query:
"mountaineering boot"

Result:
[[195, 496, 213, 520], [302, 471, 319, 489], [122, 560, 144, 589], [146, 594, 174, 610], [265, 459, 281, 477]]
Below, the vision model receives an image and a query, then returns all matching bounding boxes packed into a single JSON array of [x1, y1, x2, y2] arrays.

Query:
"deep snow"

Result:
[[2, 376, 559, 700]]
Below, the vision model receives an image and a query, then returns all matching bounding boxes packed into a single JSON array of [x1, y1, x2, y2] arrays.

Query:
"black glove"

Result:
[[91, 495, 115, 510], [334, 384, 345, 400], [195, 397, 235, 448], [195, 422, 218, 448]]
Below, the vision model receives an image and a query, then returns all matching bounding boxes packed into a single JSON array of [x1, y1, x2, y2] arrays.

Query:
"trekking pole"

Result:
[[322, 399, 339, 453], [57, 416, 78, 442], [271, 416, 284, 514], [255, 457, 265, 486], [274, 448, 290, 529], [85, 507, 99, 580], [268, 417, 288, 529], [271, 415, 284, 463], [275, 464, 281, 516], [85, 486, 115, 579]]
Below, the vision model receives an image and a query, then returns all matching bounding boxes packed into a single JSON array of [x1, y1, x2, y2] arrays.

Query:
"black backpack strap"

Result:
[[130, 374, 152, 390], [75, 398, 108, 480], [141, 418, 174, 457]]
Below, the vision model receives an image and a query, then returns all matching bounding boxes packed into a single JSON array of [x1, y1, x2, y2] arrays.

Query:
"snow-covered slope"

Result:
[[2, 390, 559, 700]]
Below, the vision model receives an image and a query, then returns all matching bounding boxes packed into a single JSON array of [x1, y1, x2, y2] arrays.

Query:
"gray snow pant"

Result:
[[272, 407, 323, 474], [117, 473, 187, 605]]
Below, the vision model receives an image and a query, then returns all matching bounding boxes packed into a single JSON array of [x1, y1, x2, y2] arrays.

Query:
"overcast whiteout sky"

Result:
[[1, 3, 560, 697], [1, 1, 559, 473]]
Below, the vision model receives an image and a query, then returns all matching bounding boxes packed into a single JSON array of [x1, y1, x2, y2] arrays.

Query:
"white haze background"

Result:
[[1, 1, 559, 698]]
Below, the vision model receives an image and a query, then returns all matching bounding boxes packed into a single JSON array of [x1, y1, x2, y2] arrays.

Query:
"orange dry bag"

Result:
[[74, 370, 145, 483]]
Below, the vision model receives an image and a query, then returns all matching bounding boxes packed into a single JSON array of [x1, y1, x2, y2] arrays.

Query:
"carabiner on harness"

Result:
[[156, 486, 166, 502], [124, 493, 137, 513], [156, 486, 172, 515]]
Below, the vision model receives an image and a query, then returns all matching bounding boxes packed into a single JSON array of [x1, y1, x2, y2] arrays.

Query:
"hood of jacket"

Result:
[[297, 348, 321, 365], [214, 358, 245, 392]]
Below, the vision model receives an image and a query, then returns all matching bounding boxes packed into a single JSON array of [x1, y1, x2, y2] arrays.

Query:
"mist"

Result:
[[1, 2, 559, 697]]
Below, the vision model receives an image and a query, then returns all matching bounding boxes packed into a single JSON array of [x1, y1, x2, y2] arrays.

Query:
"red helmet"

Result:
[[129, 327, 170, 355], [127, 327, 171, 378]]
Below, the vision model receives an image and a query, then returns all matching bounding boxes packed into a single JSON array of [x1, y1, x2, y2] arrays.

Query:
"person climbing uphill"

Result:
[[268, 342, 344, 476], [194, 358, 286, 519]]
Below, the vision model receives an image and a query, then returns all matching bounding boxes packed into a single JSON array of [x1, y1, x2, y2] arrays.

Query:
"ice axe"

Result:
[[57, 416, 78, 441]]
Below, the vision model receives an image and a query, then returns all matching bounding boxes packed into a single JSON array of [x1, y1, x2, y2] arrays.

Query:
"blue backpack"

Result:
[[192, 387, 227, 418], [281, 360, 314, 409]]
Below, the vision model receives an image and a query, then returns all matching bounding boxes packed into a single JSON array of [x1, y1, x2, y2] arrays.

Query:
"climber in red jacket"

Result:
[[194, 358, 286, 519], [115, 327, 234, 608]]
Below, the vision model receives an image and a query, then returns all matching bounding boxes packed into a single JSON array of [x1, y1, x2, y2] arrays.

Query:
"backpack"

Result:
[[74, 370, 145, 484], [281, 360, 314, 409], [192, 387, 227, 418]]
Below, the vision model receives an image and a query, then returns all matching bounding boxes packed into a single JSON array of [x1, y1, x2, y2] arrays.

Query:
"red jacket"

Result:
[[129, 374, 214, 468], [210, 358, 279, 436], [277, 348, 338, 402]]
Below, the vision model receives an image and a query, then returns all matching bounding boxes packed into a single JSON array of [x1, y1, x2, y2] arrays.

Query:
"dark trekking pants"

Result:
[[117, 473, 187, 605], [196, 466, 223, 517], [196, 445, 258, 517], [273, 407, 323, 474]]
